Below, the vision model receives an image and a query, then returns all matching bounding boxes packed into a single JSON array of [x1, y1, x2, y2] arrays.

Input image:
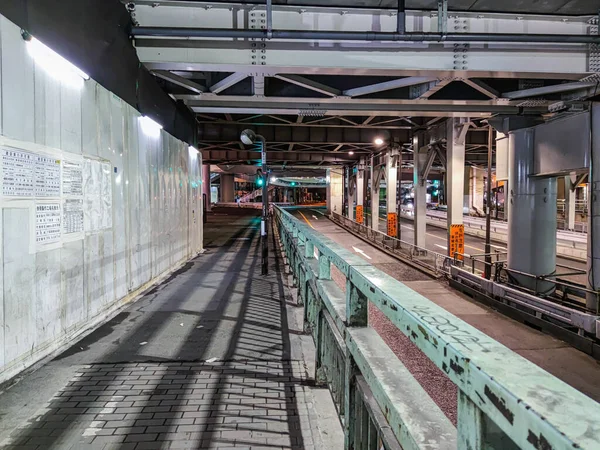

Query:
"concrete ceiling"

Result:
[[171, 0, 600, 15]]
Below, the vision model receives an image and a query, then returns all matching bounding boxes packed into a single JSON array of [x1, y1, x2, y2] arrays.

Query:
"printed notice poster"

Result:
[[35, 155, 61, 197], [63, 199, 84, 234], [36, 203, 61, 244], [2, 147, 35, 196], [62, 160, 83, 196]]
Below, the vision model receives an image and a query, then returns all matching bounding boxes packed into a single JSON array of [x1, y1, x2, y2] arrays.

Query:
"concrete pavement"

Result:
[[0, 208, 342, 450]]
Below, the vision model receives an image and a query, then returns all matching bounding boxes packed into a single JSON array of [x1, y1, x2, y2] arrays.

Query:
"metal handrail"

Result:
[[273, 205, 600, 450]]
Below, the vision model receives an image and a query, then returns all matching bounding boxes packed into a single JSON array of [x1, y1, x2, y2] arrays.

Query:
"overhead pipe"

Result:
[[131, 27, 600, 44]]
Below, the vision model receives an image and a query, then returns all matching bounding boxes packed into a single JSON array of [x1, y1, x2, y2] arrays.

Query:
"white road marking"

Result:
[[491, 244, 506, 250], [312, 209, 326, 216], [352, 246, 372, 260], [312, 215, 319, 220], [435, 244, 448, 251]]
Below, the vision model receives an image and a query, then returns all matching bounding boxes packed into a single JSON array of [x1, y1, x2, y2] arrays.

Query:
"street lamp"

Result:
[[374, 137, 385, 146], [240, 129, 269, 275]]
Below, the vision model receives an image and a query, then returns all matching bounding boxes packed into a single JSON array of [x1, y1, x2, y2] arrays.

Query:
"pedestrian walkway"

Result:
[[0, 209, 341, 449]]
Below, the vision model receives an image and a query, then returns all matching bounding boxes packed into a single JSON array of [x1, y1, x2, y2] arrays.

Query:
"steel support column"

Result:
[[327, 168, 344, 215], [202, 164, 212, 212], [370, 155, 380, 231], [387, 146, 400, 237], [347, 172, 356, 220], [565, 175, 577, 231], [356, 158, 366, 224], [221, 173, 235, 202], [508, 128, 557, 294], [587, 105, 600, 311], [413, 133, 427, 249], [447, 118, 467, 258]]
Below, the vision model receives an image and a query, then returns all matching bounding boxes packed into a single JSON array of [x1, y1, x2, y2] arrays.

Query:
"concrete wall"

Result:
[[0, 15, 203, 383]]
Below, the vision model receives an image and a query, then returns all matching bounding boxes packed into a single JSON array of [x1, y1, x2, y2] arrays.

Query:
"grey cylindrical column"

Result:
[[221, 174, 235, 203], [587, 105, 600, 311], [507, 128, 557, 294], [202, 165, 212, 212]]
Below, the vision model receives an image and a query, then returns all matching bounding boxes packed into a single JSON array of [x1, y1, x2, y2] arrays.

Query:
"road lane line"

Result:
[[298, 211, 315, 229]]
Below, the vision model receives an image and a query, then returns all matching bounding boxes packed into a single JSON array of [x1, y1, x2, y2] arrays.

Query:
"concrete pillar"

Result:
[[327, 168, 344, 215], [221, 173, 235, 203], [386, 146, 400, 237], [370, 156, 380, 231], [565, 175, 576, 231], [508, 128, 557, 294], [202, 165, 212, 212], [447, 119, 466, 258], [413, 133, 427, 249]]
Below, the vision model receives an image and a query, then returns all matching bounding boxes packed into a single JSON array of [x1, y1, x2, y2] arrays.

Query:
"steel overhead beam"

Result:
[[461, 79, 499, 99], [418, 78, 454, 99], [274, 74, 341, 97], [210, 72, 248, 94], [131, 27, 600, 44], [343, 76, 439, 97], [151, 70, 205, 93], [503, 82, 598, 99]]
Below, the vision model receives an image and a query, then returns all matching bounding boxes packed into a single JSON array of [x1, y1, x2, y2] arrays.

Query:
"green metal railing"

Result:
[[273, 205, 600, 450]]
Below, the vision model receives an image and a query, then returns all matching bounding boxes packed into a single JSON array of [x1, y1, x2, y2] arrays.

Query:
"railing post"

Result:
[[305, 240, 315, 259], [344, 278, 368, 449], [458, 391, 483, 449], [315, 251, 330, 385], [346, 279, 368, 327], [319, 253, 331, 280]]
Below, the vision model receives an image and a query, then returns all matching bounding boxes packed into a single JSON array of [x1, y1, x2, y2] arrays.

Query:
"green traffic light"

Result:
[[257, 178, 264, 186], [291, 182, 296, 186]]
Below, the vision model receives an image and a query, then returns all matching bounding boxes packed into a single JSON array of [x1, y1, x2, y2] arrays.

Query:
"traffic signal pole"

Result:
[[260, 137, 269, 276]]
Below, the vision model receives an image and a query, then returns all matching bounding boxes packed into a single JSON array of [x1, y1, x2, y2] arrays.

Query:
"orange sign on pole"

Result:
[[449, 224, 465, 261], [356, 205, 364, 224], [387, 212, 398, 237]]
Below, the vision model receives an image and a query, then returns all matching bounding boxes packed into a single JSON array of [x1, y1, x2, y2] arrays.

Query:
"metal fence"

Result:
[[273, 205, 600, 450], [330, 212, 453, 277]]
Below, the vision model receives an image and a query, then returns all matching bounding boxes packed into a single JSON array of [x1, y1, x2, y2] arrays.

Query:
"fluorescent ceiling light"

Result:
[[189, 145, 199, 153], [139, 116, 163, 138], [26, 36, 89, 89], [270, 176, 277, 183]]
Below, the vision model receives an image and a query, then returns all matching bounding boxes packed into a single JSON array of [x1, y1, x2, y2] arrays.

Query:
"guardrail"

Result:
[[273, 205, 600, 450], [330, 211, 452, 277]]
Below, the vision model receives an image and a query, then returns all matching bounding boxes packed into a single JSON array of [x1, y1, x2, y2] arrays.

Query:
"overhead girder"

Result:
[[197, 121, 410, 145], [132, 3, 596, 78]]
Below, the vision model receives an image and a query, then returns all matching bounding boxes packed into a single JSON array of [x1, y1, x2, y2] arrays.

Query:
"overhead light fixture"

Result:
[[349, 151, 355, 155], [189, 145, 199, 153], [270, 176, 277, 183], [374, 137, 385, 146], [24, 33, 89, 89], [240, 129, 257, 145], [139, 116, 163, 138]]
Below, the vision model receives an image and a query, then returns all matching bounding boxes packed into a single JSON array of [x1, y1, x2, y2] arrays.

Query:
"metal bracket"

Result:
[[421, 147, 437, 185], [434, 143, 447, 170], [571, 173, 588, 191], [437, 0, 448, 36]]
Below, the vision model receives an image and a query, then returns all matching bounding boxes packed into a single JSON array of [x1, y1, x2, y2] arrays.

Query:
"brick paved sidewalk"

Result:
[[2, 361, 314, 449]]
